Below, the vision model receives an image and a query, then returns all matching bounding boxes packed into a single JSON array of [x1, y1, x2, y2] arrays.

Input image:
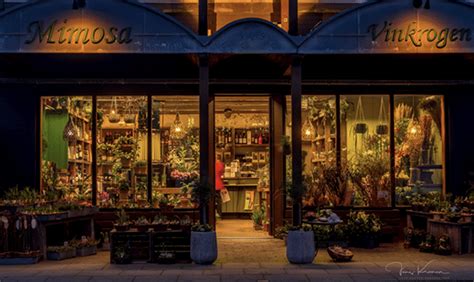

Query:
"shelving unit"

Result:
[[65, 109, 92, 189], [306, 119, 336, 165]]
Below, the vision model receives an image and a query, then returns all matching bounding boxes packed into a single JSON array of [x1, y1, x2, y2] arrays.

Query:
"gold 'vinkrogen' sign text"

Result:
[[368, 21, 472, 49]]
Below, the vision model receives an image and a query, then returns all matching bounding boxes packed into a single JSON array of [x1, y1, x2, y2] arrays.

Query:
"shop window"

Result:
[[285, 96, 292, 209], [151, 96, 200, 209], [341, 95, 391, 207], [394, 95, 444, 206], [41, 96, 93, 204], [301, 95, 338, 207], [298, 0, 367, 35], [141, 0, 199, 33], [96, 96, 148, 208], [209, 0, 280, 34]]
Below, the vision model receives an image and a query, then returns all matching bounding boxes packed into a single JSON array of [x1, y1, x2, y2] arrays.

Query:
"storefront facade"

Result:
[[1, 0, 474, 238]]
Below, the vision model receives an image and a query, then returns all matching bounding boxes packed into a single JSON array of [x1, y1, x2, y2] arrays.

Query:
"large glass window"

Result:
[[41, 96, 93, 204], [298, 0, 367, 35], [209, 0, 280, 34], [141, 0, 199, 33], [151, 96, 200, 209], [341, 95, 391, 207], [301, 95, 339, 207], [394, 95, 444, 206], [96, 96, 148, 208]]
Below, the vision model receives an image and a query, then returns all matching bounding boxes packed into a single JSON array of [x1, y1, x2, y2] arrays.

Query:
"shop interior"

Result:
[[214, 96, 271, 238]]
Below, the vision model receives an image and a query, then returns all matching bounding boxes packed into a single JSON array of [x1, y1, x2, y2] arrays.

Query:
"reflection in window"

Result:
[[395, 95, 444, 206], [301, 96, 339, 207], [298, 0, 367, 35], [342, 95, 391, 207], [41, 96, 92, 203], [152, 96, 200, 209], [96, 96, 148, 208], [209, 0, 280, 34]]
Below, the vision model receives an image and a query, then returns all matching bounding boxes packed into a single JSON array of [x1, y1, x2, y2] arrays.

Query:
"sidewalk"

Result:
[[0, 239, 473, 281]]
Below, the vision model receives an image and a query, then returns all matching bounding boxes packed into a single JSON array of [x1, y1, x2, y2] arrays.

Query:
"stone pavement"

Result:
[[0, 239, 473, 281]]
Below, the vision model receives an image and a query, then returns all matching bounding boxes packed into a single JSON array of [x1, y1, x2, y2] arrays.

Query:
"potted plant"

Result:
[[158, 194, 176, 212], [134, 161, 147, 175], [47, 245, 76, 260], [286, 183, 315, 264], [251, 206, 265, 230], [345, 211, 381, 249], [151, 215, 168, 231], [73, 237, 99, 257], [134, 216, 150, 232], [190, 180, 217, 265], [114, 209, 130, 231], [118, 180, 129, 201], [460, 207, 473, 223], [152, 190, 161, 209]]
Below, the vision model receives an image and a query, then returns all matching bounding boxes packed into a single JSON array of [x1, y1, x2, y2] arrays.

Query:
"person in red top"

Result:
[[215, 157, 225, 218]]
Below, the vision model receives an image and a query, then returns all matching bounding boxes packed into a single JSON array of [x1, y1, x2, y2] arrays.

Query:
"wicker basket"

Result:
[[327, 246, 353, 262]]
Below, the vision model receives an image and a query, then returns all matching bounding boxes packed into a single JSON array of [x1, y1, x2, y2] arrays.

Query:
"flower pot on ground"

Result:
[[190, 181, 216, 265], [47, 246, 76, 261], [190, 225, 217, 265], [251, 206, 265, 231], [286, 228, 316, 264]]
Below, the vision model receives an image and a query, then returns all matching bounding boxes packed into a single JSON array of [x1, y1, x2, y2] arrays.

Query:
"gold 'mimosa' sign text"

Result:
[[25, 19, 133, 45]]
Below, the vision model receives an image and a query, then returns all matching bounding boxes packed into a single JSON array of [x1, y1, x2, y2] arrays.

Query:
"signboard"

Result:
[[0, 0, 201, 53], [300, 0, 474, 54]]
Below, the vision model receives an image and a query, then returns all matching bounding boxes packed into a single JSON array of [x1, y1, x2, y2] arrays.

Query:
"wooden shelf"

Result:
[[235, 144, 268, 147]]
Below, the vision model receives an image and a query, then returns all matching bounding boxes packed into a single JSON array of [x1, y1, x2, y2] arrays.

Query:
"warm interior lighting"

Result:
[[302, 118, 314, 141], [170, 112, 186, 139]]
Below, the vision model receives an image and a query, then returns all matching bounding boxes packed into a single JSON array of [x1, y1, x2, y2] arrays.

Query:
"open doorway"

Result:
[[214, 96, 271, 238]]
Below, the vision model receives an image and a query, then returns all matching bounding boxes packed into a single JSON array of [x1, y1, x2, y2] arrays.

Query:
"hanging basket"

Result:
[[376, 124, 388, 135], [108, 114, 120, 124], [108, 97, 120, 123], [355, 123, 368, 134], [354, 96, 368, 134], [376, 97, 389, 136], [63, 117, 78, 142], [123, 114, 135, 124]]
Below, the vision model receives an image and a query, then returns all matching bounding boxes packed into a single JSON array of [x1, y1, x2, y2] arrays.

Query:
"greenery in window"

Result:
[[168, 134, 199, 184]]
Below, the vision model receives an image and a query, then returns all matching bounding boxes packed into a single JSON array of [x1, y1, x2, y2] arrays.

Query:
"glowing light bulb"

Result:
[[305, 129, 311, 137]]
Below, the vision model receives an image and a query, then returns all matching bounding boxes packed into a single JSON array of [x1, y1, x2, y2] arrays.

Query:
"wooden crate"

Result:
[[428, 220, 474, 254]]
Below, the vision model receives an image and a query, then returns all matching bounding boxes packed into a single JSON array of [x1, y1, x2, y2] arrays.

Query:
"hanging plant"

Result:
[[63, 117, 79, 142], [354, 96, 368, 134], [108, 97, 120, 124], [376, 97, 388, 135]]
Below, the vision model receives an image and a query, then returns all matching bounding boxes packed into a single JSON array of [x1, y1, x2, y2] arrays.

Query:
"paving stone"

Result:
[[162, 269, 203, 276], [203, 268, 244, 275], [88, 277, 134, 282], [133, 276, 178, 282], [220, 274, 265, 282], [349, 274, 398, 281], [177, 274, 220, 282], [263, 274, 309, 281], [285, 268, 328, 275], [45, 277, 92, 282], [244, 268, 286, 275], [308, 274, 353, 282], [222, 262, 261, 269], [326, 268, 369, 274]]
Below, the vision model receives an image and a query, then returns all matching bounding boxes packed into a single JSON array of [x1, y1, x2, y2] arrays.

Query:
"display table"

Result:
[[427, 220, 474, 254], [37, 207, 97, 259], [406, 210, 434, 230]]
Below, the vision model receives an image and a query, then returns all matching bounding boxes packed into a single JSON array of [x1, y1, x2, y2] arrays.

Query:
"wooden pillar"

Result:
[[147, 95, 153, 204], [199, 0, 208, 35], [389, 94, 396, 208], [291, 56, 302, 226], [199, 54, 215, 225], [270, 94, 285, 235], [288, 0, 298, 35], [91, 95, 97, 206]]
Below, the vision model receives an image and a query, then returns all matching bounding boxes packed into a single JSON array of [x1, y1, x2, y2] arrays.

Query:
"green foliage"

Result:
[[344, 211, 382, 239], [191, 180, 212, 206], [115, 209, 129, 225], [251, 206, 265, 225]]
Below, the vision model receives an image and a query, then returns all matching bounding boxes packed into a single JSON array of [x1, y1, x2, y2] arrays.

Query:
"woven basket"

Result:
[[327, 246, 353, 262]]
